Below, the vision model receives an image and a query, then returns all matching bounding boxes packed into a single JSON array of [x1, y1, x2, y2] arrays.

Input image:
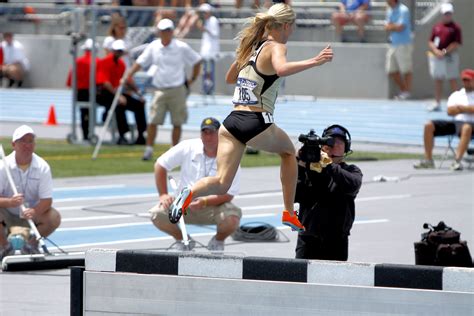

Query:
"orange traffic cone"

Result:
[[45, 104, 58, 126]]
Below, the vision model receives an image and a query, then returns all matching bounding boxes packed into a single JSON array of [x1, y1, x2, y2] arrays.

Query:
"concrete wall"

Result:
[[74, 249, 474, 315], [15, 35, 389, 99]]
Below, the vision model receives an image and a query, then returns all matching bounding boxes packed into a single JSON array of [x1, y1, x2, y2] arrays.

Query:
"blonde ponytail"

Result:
[[234, 3, 296, 70]]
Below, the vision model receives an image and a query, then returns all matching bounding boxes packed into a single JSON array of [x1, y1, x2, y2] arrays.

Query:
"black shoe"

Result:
[[135, 136, 146, 145], [117, 136, 129, 145]]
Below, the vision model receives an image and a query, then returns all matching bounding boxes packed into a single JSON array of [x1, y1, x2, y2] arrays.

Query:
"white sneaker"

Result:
[[207, 236, 224, 251], [450, 161, 463, 171], [170, 235, 196, 251], [427, 102, 441, 112], [413, 159, 435, 169], [395, 92, 411, 100], [142, 147, 153, 161]]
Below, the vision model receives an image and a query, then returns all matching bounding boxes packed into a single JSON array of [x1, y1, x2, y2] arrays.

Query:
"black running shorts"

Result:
[[222, 111, 274, 144]]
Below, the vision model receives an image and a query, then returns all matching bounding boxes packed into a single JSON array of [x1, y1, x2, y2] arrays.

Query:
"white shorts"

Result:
[[428, 52, 460, 80], [386, 44, 413, 74]]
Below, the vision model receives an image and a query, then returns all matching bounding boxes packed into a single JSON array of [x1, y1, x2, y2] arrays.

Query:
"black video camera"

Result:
[[298, 129, 334, 163]]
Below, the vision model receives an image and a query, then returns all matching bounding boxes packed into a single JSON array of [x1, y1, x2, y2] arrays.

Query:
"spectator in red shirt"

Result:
[[66, 39, 100, 141], [426, 2, 462, 112], [96, 40, 147, 145]]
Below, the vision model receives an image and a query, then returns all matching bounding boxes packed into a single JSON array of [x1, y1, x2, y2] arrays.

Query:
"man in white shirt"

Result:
[[1, 32, 30, 88], [126, 19, 202, 160], [196, 3, 220, 95], [0, 125, 61, 259], [414, 69, 474, 171], [149, 117, 242, 251]]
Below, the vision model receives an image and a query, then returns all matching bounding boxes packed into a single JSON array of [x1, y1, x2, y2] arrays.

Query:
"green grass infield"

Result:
[[0, 138, 420, 178]]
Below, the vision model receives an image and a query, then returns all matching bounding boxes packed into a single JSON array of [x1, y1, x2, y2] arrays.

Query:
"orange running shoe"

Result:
[[282, 210, 305, 232], [168, 187, 193, 223]]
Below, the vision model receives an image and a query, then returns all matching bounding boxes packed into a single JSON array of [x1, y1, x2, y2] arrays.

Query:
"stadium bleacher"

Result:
[[0, 0, 472, 99]]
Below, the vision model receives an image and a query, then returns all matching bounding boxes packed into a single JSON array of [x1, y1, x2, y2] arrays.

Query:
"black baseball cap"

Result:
[[323, 125, 347, 139], [201, 117, 220, 131]]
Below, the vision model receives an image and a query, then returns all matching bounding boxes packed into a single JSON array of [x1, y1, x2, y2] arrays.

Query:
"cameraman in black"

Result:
[[295, 125, 362, 261]]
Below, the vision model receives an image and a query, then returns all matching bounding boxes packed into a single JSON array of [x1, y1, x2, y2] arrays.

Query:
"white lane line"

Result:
[[54, 193, 412, 211], [234, 192, 282, 199], [353, 219, 389, 225], [55, 193, 157, 203], [54, 184, 127, 192], [241, 204, 282, 211], [57, 217, 388, 232], [61, 213, 150, 222], [241, 213, 276, 218], [55, 191, 278, 203], [50, 219, 390, 249], [61, 212, 276, 223], [356, 194, 411, 202], [56, 222, 149, 231], [48, 233, 213, 250]]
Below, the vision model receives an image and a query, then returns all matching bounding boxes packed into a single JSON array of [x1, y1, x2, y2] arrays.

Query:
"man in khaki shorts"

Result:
[[0, 125, 61, 259], [126, 18, 202, 160], [149, 117, 242, 251], [385, 0, 413, 100]]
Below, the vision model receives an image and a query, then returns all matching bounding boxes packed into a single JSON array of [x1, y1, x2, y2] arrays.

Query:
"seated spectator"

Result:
[[414, 69, 474, 171], [154, 1, 191, 23], [332, 0, 371, 42], [0, 125, 61, 259], [66, 39, 101, 141], [103, 13, 129, 56], [0, 32, 30, 88], [235, 0, 260, 10], [123, 0, 155, 27], [148, 117, 242, 251], [155, 0, 205, 39], [174, 0, 200, 38], [96, 40, 147, 145]]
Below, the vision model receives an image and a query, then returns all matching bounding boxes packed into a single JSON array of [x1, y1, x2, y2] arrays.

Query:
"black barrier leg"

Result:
[[70, 266, 85, 316]]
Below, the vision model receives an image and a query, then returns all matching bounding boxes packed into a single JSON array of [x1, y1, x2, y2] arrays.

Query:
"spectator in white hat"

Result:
[[0, 125, 61, 259], [126, 18, 202, 160], [196, 3, 220, 95], [426, 2, 463, 112]]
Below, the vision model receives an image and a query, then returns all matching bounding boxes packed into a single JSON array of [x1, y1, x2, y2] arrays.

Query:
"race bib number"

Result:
[[262, 112, 274, 124], [232, 78, 258, 105]]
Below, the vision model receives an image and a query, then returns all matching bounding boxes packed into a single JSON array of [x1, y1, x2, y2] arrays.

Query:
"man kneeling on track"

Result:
[[148, 117, 242, 251], [0, 125, 61, 259]]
